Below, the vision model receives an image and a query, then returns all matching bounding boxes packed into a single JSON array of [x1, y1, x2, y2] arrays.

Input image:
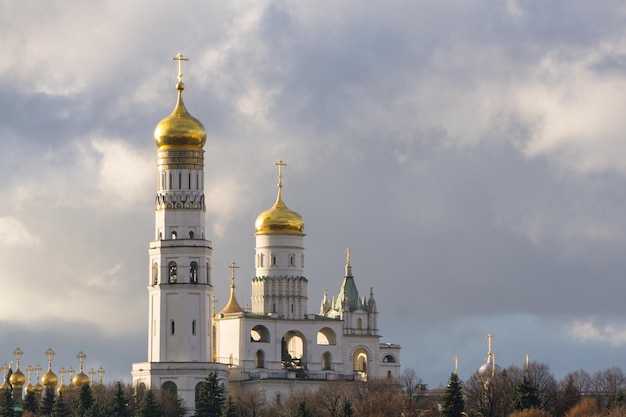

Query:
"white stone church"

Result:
[[131, 55, 401, 413]]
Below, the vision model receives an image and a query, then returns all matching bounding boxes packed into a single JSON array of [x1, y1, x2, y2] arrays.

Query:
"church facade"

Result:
[[132, 55, 400, 412]]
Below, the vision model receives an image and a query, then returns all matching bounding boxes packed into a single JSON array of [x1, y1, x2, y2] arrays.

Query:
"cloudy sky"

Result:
[[2, 0, 626, 387]]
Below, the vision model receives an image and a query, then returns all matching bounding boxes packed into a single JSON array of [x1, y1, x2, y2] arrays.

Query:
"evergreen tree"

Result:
[[220, 396, 238, 417], [512, 374, 540, 411], [338, 399, 354, 417], [0, 388, 15, 417], [72, 384, 95, 417], [51, 391, 70, 417], [160, 389, 187, 417], [195, 372, 225, 417], [441, 372, 464, 417], [612, 389, 624, 408], [292, 400, 310, 417], [109, 383, 130, 417], [22, 390, 39, 415], [40, 386, 56, 416], [134, 390, 162, 417]]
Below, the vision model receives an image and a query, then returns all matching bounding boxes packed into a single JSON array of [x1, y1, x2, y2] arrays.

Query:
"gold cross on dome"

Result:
[[13, 348, 23, 364], [45, 348, 55, 367], [172, 52, 189, 83], [76, 351, 87, 371], [228, 261, 240, 285], [274, 160, 287, 188]]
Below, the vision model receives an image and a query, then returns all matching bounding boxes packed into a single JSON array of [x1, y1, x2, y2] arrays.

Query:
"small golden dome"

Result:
[[9, 368, 25, 388], [0, 379, 10, 391], [154, 81, 206, 150], [219, 264, 244, 315], [42, 369, 58, 387], [24, 381, 34, 393], [73, 371, 90, 387], [33, 381, 44, 394], [255, 189, 304, 235]]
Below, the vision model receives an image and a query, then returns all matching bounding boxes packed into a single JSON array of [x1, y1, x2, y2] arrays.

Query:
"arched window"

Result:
[[256, 350, 265, 368], [322, 352, 332, 370], [251, 325, 270, 343], [192, 320, 197, 335], [206, 261, 211, 285], [171, 231, 177, 240], [383, 355, 396, 363], [190, 262, 198, 283], [317, 328, 337, 345], [152, 262, 159, 285], [168, 262, 177, 283], [353, 348, 368, 376], [170, 320, 175, 335], [162, 381, 177, 396], [289, 253, 295, 267], [195, 382, 207, 409], [189, 231, 194, 239]]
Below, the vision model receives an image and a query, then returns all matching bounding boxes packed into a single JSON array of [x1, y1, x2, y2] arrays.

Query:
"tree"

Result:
[[41, 386, 57, 416], [51, 391, 70, 417], [195, 372, 225, 417], [221, 396, 238, 417], [441, 372, 464, 417], [73, 384, 95, 417], [0, 388, 15, 417], [555, 374, 580, 417], [564, 397, 598, 417], [292, 400, 311, 417], [134, 390, 162, 417], [109, 382, 130, 417], [464, 369, 513, 417], [338, 399, 354, 417], [22, 390, 39, 414], [160, 389, 187, 417], [512, 374, 540, 411]]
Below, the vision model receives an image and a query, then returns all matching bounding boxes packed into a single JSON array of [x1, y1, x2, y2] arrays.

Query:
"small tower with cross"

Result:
[[252, 159, 307, 319]]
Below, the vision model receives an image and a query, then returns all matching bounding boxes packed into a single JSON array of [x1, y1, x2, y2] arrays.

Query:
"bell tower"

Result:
[[132, 53, 228, 415]]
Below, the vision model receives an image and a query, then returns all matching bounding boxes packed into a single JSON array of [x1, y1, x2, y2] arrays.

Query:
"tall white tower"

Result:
[[251, 160, 307, 319], [132, 54, 228, 414]]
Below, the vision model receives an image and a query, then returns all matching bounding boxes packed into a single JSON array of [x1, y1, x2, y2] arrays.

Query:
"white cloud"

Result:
[[0, 217, 41, 247], [567, 320, 626, 347]]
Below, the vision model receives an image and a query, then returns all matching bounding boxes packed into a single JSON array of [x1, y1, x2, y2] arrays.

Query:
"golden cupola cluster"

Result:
[[0, 348, 105, 394], [255, 160, 304, 235], [154, 52, 206, 151]]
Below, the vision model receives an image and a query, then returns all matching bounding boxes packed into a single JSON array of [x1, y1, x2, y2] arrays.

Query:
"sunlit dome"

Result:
[[9, 368, 25, 388], [73, 371, 90, 387], [42, 368, 58, 387], [255, 191, 304, 235], [154, 55, 206, 151]]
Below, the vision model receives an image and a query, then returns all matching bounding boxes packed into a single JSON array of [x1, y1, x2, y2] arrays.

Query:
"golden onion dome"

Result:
[[255, 188, 304, 235], [154, 80, 206, 150], [0, 379, 10, 391], [42, 368, 58, 388], [24, 381, 34, 393], [33, 381, 44, 394], [9, 368, 25, 388], [73, 371, 89, 387]]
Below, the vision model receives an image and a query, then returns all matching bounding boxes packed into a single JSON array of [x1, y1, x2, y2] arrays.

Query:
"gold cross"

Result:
[[13, 347, 23, 364], [45, 348, 55, 368], [228, 261, 240, 286], [77, 351, 87, 371], [172, 52, 189, 83], [274, 160, 287, 188]]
